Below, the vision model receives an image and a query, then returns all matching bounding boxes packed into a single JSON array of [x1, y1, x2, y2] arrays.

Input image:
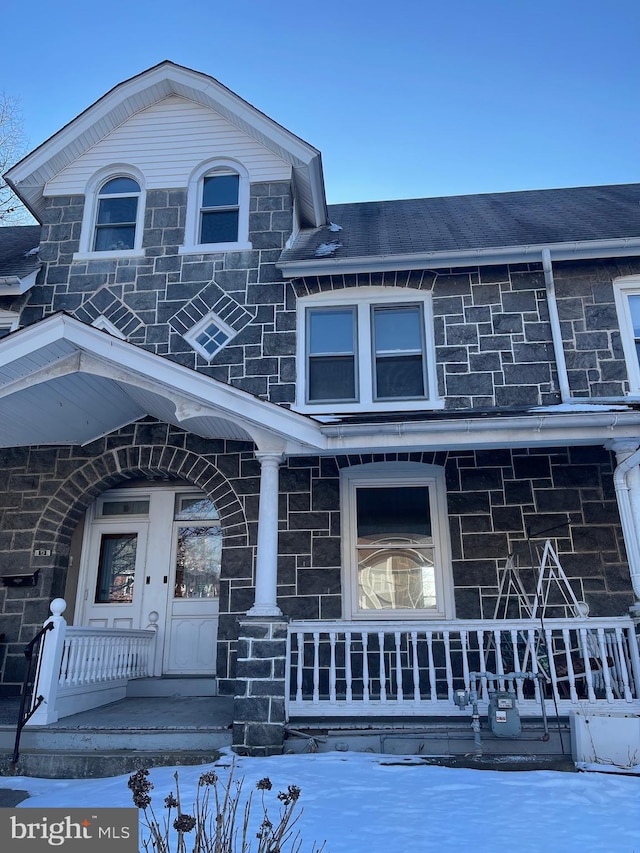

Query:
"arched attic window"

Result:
[[93, 177, 141, 251], [182, 159, 251, 253], [75, 166, 146, 260]]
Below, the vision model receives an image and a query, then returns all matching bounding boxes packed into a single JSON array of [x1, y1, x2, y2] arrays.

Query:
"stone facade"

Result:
[[0, 430, 630, 695]]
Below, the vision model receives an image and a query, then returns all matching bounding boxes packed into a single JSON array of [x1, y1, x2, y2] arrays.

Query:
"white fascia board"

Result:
[[0, 314, 326, 452], [278, 237, 640, 277], [319, 410, 640, 454], [0, 269, 40, 296]]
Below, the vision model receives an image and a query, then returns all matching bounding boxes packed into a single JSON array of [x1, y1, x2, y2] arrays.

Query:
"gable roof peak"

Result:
[[5, 61, 327, 227]]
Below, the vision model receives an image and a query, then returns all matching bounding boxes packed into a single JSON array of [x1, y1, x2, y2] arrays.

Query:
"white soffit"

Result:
[[0, 315, 325, 451]]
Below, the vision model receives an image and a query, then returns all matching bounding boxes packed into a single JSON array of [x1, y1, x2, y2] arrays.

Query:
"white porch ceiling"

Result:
[[0, 315, 326, 452]]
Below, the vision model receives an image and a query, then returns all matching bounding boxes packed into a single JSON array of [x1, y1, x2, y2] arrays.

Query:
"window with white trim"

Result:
[[184, 312, 237, 362], [182, 159, 251, 253], [297, 288, 441, 413], [93, 177, 140, 251], [613, 276, 640, 394], [75, 167, 146, 259], [341, 463, 454, 620]]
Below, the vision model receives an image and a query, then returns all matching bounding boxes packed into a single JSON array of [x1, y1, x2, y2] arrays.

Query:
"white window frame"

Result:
[[613, 276, 640, 396], [295, 287, 442, 413], [340, 462, 455, 620], [183, 311, 237, 362], [181, 158, 251, 254], [75, 165, 146, 261]]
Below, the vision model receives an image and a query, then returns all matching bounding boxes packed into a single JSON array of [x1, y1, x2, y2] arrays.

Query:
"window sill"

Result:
[[179, 241, 252, 255], [348, 610, 452, 621], [73, 249, 145, 262], [293, 398, 445, 415]]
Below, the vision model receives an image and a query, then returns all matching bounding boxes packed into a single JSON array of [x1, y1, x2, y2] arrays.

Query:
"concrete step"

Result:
[[0, 696, 233, 778], [1, 748, 225, 780]]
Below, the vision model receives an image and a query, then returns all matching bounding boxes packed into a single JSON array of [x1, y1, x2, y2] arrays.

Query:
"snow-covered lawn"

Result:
[[1, 751, 638, 852]]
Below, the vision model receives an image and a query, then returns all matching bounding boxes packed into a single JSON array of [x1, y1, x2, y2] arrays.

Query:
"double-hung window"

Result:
[[75, 168, 146, 260], [182, 159, 251, 253], [298, 289, 440, 412], [614, 277, 640, 394], [93, 177, 141, 252], [200, 173, 240, 244], [341, 463, 454, 619]]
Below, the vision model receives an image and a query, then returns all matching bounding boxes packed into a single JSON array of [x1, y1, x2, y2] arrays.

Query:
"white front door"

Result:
[[76, 487, 221, 676]]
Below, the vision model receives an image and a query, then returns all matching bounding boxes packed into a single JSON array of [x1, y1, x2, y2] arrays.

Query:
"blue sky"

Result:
[[3, 0, 639, 205]]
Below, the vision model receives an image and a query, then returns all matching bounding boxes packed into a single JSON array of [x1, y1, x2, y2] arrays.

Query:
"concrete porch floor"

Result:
[[0, 695, 234, 778], [0, 695, 234, 730]]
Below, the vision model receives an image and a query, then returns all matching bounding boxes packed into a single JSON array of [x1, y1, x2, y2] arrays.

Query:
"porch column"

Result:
[[247, 451, 284, 617], [608, 440, 640, 612], [235, 450, 287, 756]]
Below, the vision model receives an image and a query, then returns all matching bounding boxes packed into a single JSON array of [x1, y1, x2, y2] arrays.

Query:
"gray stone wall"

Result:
[[272, 447, 631, 622], [27, 182, 296, 403], [294, 260, 640, 408], [554, 258, 640, 397], [18, 193, 640, 413]]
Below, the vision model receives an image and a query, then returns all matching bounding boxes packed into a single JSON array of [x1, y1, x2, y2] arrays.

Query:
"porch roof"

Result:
[[0, 313, 325, 453]]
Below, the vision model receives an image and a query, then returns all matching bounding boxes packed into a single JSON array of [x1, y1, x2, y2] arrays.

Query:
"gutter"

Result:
[[611, 445, 640, 605], [320, 409, 640, 441], [278, 237, 640, 277], [541, 248, 571, 403]]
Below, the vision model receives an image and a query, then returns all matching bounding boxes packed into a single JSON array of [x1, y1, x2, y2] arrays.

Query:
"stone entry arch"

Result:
[[25, 438, 254, 689]]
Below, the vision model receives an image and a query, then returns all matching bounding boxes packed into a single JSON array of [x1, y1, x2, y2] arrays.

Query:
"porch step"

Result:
[[126, 677, 218, 697], [2, 749, 225, 780], [0, 696, 233, 778]]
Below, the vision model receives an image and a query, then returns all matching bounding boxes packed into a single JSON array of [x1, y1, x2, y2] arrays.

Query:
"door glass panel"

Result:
[[175, 496, 219, 521], [174, 525, 221, 599], [95, 533, 137, 603]]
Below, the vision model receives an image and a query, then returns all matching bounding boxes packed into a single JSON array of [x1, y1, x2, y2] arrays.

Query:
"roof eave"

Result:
[[278, 237, 640, 277]]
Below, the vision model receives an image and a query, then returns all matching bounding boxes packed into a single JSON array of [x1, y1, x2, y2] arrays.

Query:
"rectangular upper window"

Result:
[[307, 306, 357, 402], [297, 289, 441, 413]]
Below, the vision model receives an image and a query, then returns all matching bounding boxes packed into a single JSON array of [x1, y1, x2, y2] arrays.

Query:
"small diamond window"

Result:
[[184, 312, 236, 362]]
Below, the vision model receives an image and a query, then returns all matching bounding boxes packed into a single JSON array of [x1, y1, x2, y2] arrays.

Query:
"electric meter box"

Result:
[[488, 690, 521, 737]]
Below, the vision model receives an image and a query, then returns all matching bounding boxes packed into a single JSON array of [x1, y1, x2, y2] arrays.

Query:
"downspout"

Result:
[[542, 248, 571, 404], [611, 443, 640, 610]]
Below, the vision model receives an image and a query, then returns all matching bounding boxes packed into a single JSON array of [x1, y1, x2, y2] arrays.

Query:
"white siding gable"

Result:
[[44, 96, 291, 195]]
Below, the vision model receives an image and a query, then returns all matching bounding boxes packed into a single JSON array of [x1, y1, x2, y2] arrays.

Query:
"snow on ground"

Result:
[[1, 750, 638, 852]]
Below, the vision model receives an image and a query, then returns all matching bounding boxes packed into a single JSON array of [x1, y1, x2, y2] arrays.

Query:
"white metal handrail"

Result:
[[286, 617, 640, 717]]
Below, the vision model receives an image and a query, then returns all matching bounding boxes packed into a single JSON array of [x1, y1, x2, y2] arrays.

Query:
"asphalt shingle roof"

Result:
[[281, 183, 640, 264], [0, 225, 41, 279]]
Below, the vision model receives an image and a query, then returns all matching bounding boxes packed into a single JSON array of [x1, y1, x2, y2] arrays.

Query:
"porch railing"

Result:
[[286, 617, 640, 718], [26, 599, 156, 725]]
